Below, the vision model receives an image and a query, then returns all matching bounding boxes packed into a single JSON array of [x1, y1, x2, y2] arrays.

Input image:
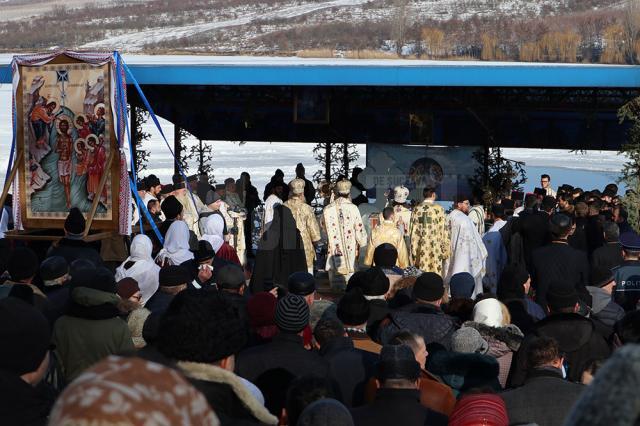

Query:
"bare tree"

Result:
[[391, 0, 409, 56]]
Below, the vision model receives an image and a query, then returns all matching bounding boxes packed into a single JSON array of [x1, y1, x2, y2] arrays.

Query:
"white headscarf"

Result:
[[155, 221, 194, 266], [472, 298, 504, 328], [115, 234, 160, 306], [201, 215, 225, 253]]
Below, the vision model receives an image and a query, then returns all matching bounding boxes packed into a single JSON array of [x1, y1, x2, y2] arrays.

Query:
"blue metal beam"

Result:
[[1, 56, 639, 87]]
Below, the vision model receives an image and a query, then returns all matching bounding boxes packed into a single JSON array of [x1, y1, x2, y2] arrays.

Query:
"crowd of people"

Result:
[[1, 166, 640, 426]]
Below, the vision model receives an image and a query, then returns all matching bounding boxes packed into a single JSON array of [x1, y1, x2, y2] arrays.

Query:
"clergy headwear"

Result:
[[187, 175, 197, 183], [160, 195, 183, 220], [289, 178, 306, 195], [335, 179, 352, 195], [64, 207, 86, 235], [393, 186, 410, 203]]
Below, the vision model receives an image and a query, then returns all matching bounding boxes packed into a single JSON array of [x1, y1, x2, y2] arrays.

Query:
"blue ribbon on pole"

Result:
[[119, 55, 201, 218], [4, 63, 17, 187], [114, 52, 164, 244]]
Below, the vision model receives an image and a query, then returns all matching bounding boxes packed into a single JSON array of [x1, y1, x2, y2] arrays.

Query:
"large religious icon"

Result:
[[16, 55, 120, 230]]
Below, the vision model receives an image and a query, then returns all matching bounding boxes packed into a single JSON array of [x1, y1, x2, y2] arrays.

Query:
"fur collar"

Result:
[[463, 321, 524, 351], [177, 361, 278, 425]]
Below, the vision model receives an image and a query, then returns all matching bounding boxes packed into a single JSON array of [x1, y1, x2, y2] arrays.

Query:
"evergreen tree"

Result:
[[189, 139, 215, 182], [469, 147, 526, 205], [618, 98, 640, 232]]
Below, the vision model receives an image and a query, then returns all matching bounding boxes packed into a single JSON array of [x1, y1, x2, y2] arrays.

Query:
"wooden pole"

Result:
[[83, 149, 115, 237], [0, 150, 24, 212]]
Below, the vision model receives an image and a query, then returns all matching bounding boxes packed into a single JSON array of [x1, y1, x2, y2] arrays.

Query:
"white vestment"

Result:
[[263, 194, 282, 231], [482, 220, 508, 294], [443, 209, 488, 298], [322, 197, 368, 285]]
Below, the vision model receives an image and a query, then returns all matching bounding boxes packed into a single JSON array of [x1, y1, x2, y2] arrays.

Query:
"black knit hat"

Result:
[[161, 195, 183, 220], [373, 243, 398, 268], [85, 267, 117, 293], [7, 247, 39, 281], [217, 264, 246, 290], [450, 272, 475, 299], [547, 285, 579, 312], [158, 289, 247, 363], [159, 265, 192, 287], [275, 293, 310, 333], [39, 256, 69, 282], [193, 240, 215, 263], [0, 297, 51, 375], [376, 344, 420, 381], [288, 271, 316, 296], [361, 267, 390, 297], [412, 272, 444, 302], [497, 264, 529, 300], [64, 207, 86, 235], [337, 288, 370, 326], [590, 266, 615, 288]]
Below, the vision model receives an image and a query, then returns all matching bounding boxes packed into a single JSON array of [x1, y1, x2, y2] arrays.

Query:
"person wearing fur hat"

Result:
[[285, 178, 321, 274], [322, 179, 368, 290], [363, 331, 456, 417], [236, 293, 328, 383], [52, 267, 134, 382], [409, 187, 450, 277], [501, 336, 585, 426], [156, 289, 277, 425], [459, 298, 524, 388], [145, 265, 192, 315], [530, 213, 591, 310], [313, 318, 379, 408], [509, 286, 610, 387], [0, 298, 57, 426], [338, 288, 381, 354], [40, 255, 71, 322], [350, 345, 448, 426], [365, 208, 409, 269], [378, 272, 458, 350], [46, 207, 102, 266], [3, 247, 50, 314]]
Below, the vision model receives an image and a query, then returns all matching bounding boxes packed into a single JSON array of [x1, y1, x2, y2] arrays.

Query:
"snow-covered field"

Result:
[[0, 84, 626, 194]]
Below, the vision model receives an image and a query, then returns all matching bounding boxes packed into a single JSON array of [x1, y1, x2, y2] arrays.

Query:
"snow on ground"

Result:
[[0, 84, 626, 193], [81, 0, 377, 51]]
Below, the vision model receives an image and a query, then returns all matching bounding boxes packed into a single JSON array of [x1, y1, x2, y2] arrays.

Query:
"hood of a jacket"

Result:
[[586, 286, 613, 315], [462, 321, 524, 352], [534, 313, 596, 353], [71, 286, 119, 307], [178, 361, 278, 425]]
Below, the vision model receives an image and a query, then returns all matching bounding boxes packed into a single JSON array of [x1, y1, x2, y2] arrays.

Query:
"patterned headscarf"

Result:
[[49, 355, 219, 426]]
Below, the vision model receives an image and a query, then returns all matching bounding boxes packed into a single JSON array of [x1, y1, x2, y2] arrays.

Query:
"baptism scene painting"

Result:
[[20, 62, 114, 226]]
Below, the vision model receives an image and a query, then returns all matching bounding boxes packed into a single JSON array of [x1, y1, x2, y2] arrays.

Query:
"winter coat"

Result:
[[462, 321, 524, 388], [42, 284, 71, 324], [144, 290, 175, 316], [590, 242, 623, 272], [0, 370, 57, 426], [500, 367, 584, 426], [563, 344, 640, 426], [46, 238, 102, 266], [586, 286, 625, 338], [531, 242, 591, 310], [513, 209, 550, 270], [178, 361, 278, 426], [378, 302, 458, 350], [427, 350, 501, 397], [235, 332, 328, 383], [319, 336, 378, 408], [52, 287, 135, 382], [351, 388, 448, 426], [364, 369, 456, 417], [509, 313, 610, 387]]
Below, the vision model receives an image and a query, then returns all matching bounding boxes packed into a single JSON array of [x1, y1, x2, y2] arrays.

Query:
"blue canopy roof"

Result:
[[1, 55, 639, 88]]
